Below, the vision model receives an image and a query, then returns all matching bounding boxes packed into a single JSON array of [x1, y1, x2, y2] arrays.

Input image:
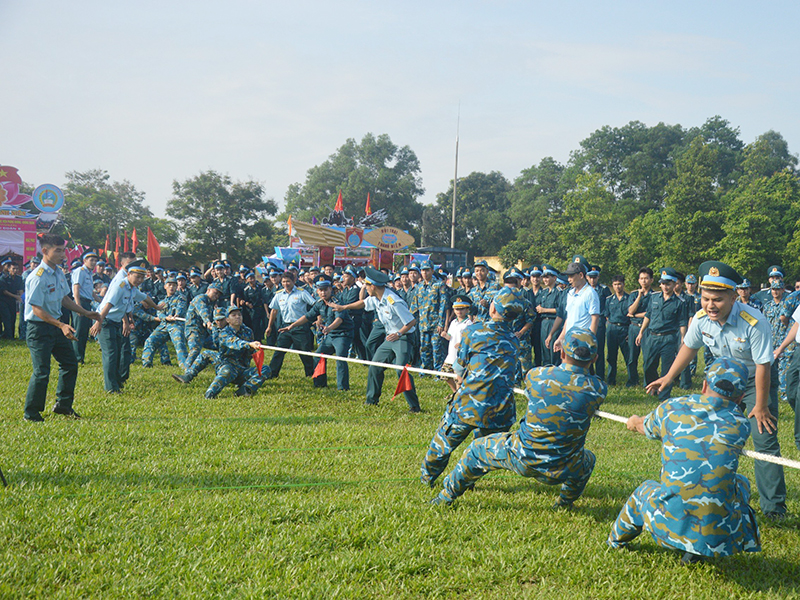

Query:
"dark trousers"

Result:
[[590, 321, 606, 381], [626, 322, 642, 385], [540, 318, 558, 366], [313, 335, 353, 390], [24, 320, 79, 417], [532, 319, 542, 367], [642, 331, 679, 401], [366, 334, 419, 411], [269, 324, 314, 377], [606, 323, 629, 386], [72, 298, 93, 362], [98, 319, 125, 392], [365, 320, 386, 360], [784, 349, 800, 452], [0, 301, 16, 339], [351, 313, 366, 360]]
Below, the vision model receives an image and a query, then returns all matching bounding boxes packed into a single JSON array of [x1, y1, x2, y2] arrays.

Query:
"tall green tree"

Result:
[[59, 169, 177, 249], [167, 171, 279, 263], [283, 133, 425, 238], [426, 171, 513, 259]]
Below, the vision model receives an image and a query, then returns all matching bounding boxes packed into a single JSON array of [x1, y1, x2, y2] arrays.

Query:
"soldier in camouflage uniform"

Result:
[[141, 276, 189, 369], [737, 279, 764, 311], [430, 328, 607, 506], [501, 267, 535, 383], [414, 259, 448, 371], [762, 280, 790, 403], [185, 306, 268, 398], [608, 357, 761, 564], [467, 260, 499, 324], [174, 307, 228, 383], [421, 287, 525, 488], [184, 283, 222, 368]]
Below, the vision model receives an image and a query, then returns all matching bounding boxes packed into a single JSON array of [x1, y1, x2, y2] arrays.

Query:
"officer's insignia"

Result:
[[574, 257, 581, 263], [386, 295, 395, 305], [36, 267, 44, 276], [120, 282, 126, 288], [709, 267, 720, 276], [695, 309, 707, 318], [661, 271, 667, 277], [739, 310, 758, 327]]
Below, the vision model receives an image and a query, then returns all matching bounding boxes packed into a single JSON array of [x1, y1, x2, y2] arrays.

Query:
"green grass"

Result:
[[1, 339, 799, 599]]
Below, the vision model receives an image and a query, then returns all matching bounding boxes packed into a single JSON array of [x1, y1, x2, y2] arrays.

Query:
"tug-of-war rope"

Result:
[[258, 344, 800, 471]]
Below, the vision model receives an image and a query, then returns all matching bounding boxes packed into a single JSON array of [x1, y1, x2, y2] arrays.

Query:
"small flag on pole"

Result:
[[146, 227, 161, 265], [365, 192, 372, 216], [313, 357, 327, 378], [392, 365, 413, 400], [334, 190, 344, 212], [123, 230, 129, 252], [131, 227, 138, 252], [253, 348, 265, 376], [114, 234, 121, 269], [104, 234, 110, 259], [287, 215, 293, 237]]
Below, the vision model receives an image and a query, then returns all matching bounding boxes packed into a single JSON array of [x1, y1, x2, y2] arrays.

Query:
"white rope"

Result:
[[258, 344, 800, 471]]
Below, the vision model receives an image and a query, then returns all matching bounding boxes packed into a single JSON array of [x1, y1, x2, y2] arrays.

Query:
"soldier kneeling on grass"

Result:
[[430, 327, 607, 507], [607, 357, 761, 565]]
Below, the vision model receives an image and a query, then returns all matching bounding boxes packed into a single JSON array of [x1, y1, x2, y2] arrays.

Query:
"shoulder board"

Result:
[[739, 310, 758, 327], [694, 309, 707, 318], [36, 267, 44, 276], [386, 294, 395, 305], [120, 281, 126, 288]]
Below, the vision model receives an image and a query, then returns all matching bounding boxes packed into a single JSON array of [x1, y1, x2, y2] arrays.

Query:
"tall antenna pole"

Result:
[[450, 104, 460, 249]]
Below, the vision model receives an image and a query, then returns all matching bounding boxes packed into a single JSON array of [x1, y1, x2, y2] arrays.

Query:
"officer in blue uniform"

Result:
[[646, 261, 788, 520], [420, 287, 524, 487], [266, 271, 316, 378], [536, 265, 561, 366], [70, 249, 99, 363], [604, 275, 629, 386], [586, 265, 610, 380], [609, 358, 761, 564], [22, 234, 101, 421], [329, 267, 420, 412], [626, 267, 655, 387], [430, 328, 607, 507], [281, 275, 354, 390]]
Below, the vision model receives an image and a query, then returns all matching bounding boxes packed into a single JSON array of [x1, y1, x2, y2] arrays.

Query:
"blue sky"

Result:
[[3, 1, 800, 219]]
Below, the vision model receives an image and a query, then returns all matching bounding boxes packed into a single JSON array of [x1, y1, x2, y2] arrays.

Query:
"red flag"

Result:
[[123, 230, 129, 252], [104, 234, 110, 258], [0, 166, 22, 184], [114, 234, 121, 269], [365, 192, 372, 216], [147, 227, 161, 265], [287, 215, 292, 238], [253, 348, 265, 376], [313, 357, 327, 378], [131, 228, 138, 252], [392, 365, 413, 400], [334, 190, 343, 212]]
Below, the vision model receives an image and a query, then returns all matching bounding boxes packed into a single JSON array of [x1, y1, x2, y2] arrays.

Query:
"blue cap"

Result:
[[213, 307, 228, 320], [528, 265, 543, 277], [314, 275, 333, 288], [176, 273, 187, 280], [659, 267, 678, 282], [364, 267, 389, 286], [503, 267, 525, 281], [421, 259, 434, 270], [226, 305, 242, 316], [705, 357, 749, 398], [541, 264, 558, 276], [586, 265, 601, 277], [491, 287, 525, 320], [473, 260, 489, 269], [563, 328, 598, 361], [768, 265, 784, 279], [686, 274, 697, 284], [737, 278, 752, 290], [399, 267, 409, 276]]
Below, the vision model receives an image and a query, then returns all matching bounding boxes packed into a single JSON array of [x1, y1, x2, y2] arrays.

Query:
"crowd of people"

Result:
[[3, 233, 798, 565]]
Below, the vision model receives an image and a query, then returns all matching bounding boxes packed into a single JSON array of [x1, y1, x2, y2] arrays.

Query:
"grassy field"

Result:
[[1, 338, 799, 599]]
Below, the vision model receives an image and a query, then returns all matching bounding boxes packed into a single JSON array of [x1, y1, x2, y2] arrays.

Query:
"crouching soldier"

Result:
[[421, 287, 525, 488], [430, 328, 607, 507], [608, 357, 761, 564]]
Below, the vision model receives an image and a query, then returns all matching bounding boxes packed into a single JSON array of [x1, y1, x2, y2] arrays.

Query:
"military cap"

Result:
[[771, 280, 785, 290], [564, 255, 588, 275], [213, 261, 225, 269], [408, 264, 421, 273], [314, 274, 333, 288], [82, 249, 99, 260], [586, 265, 601, 277], [768, 265, 784, 279], [705, 357, 749, 399], [737, 278, 753, 290], [31, 256, 41, 264], [207, 281, 222, 292], [491, 287, 525, 320], [164, 276, 178, 284], [420, 259, 434, 270], [287, 264, 299, 272], [541, 264, 558, 276], [556, 273, 568, 286], [239, 264, 249, 272], [658, 267, 678, 282], [245, 271, 255, 279], [104, 265, 113, 271], [127, 259, 149, 274], [503, 267, 525, 281], [176, 273, 187, 280], [222, 260, 231, 267], [226, 305, 242, 316], [399, 267, 409, 276], [438, 266, 449, 276], [309, 265, 320, 273], [451, 294, 472, 309], [685, 274, 697, 284], [562, 327, 598, 361], [344, 266, 358, 278], [393, 272, 402, 281], [698, 261, 742, 290], [363, 266, 390, 286], [473, 260, 489, 269], [333, 273, 342, 281], [213, 307, 228, 320], [190, 265, 202, 274], [528, 265, 543, 277], [70, 259, 82, 269]]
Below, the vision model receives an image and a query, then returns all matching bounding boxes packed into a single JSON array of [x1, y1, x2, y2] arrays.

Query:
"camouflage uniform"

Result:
[[421, 318, 521, 487], [142, 292, 189, 369], [130, 303, 170, 365], [468, 282, 499, 325], [414, 278, 448, 371], [184, 293, 216, 368], [513, 287, 536, 383], [433, 329, 607, 505], [608, 361, 760, 558], [762, 294, 790, 403], [201, 323, 268, 398]]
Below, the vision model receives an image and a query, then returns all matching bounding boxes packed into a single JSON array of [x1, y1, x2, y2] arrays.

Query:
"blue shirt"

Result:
[[270, 287, 316, 322], [363, 288, 416, 335], [683, 302, 774, 378], [99, 278, 145, 323], [71, 265, 95, 301], [24, 262, 71, 321]]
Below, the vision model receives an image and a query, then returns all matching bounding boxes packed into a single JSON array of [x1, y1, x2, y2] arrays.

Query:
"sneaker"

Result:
[[24, 413, 44, 422], [680, 552, 705, 565], [234, 387, 253, 397], [764, 511, 789, 522], [552, 499, 573, 510], [429, 495, 453, 507], [172, 374, 190, 384], [53, 406, 81, 419]]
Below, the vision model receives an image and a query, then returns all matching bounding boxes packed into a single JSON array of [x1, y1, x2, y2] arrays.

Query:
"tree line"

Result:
[[52, 116, 800, 284]]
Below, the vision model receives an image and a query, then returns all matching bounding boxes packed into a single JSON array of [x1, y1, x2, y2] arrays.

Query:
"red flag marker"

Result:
[[147, 227, 161, 265], [313, 357, 327, 378], [334, 190, 344, 212], [131, 228, 138, 252], [114, 234, 121, 269], [123, 230, 129, 252], [104, 234, 110, 259], [253, 348, 265, 377], [392, 364, 413, 400], [365, 192, 372, 216]]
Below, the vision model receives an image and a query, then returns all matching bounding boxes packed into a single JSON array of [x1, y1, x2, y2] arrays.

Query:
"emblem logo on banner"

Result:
[[345, 227, 363, 249]]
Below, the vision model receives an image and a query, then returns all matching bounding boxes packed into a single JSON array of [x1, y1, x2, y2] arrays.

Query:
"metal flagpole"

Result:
[[450, 104, 460, 249]]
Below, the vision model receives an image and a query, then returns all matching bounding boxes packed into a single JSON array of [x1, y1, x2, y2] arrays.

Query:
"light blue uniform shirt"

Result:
[[99, 278, 145, 323], [24, 262, 71, 322], [364, 288, 416, 335], [71, 265, 95, 301], [269, 287, 316, 322], [683, 301, 773, 378]]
